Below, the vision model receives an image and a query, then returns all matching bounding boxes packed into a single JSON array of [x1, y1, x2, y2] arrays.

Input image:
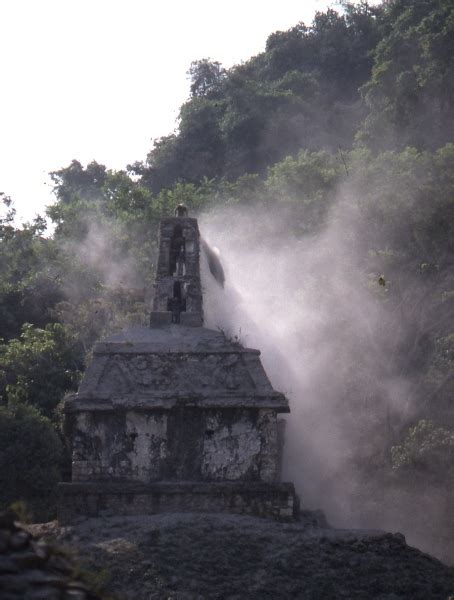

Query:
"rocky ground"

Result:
[[0, 511, 102, 600], [26, 511, 454, 600]]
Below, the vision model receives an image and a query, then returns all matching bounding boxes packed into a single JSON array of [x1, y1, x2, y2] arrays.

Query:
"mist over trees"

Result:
[[0, 0, 453, 557]]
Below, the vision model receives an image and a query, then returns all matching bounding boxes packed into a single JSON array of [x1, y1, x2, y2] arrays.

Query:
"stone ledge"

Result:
[[58, 481, 299, 525], [59, 481, 296, 494], [64, 392, 290, 413], [159, 216, 199, 227], [92, 344, 261, 355], [149, 312, 203, 328]]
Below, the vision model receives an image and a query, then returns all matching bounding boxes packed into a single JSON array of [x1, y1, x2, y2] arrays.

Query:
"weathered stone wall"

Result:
[[71, 411, 168, 483], [201, 410, 278, 482], [58, 482, 298, 525], [71, 408, 279, 484]]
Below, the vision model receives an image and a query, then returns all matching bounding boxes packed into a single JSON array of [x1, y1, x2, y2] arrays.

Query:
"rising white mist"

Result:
[[67, 221, 141, 289], [199, 194, 448, 558], [58, 194, 450, 560], [200, 200, 379, 506]]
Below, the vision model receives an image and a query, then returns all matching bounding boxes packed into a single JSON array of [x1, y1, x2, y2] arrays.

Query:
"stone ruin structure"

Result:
[[58, 214, 298, 523]]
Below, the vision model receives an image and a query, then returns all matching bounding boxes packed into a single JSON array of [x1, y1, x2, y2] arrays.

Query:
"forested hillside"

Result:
[[0, 0, 453, 561]]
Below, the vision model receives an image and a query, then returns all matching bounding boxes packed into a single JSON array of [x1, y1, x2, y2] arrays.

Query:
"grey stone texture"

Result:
[[58, 482, 298, 525], [151, 217, 203, 326], [30, 514, 454, 600], [59, 216, 296, 522]]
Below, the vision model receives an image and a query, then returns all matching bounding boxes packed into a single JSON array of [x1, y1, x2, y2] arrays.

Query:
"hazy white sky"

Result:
[[0, 0, 337, 221]]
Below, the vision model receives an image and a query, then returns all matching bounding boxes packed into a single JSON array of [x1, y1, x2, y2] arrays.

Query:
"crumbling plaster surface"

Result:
[[71, 408, 278, 484], [202, 410, 278, 482], [72, 411, 168, 483]]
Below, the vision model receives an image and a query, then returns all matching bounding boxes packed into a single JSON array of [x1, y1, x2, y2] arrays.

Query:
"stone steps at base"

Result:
[[57, 481, 299, 525]]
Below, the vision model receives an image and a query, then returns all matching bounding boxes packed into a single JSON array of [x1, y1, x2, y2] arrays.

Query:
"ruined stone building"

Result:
[[59, 215, 298, 523]]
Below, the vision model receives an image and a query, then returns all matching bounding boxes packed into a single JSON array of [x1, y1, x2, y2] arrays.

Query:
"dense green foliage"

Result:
[[132, 2, 385, 191], [392, 419, 454, 475], [0, 323, 82, 418], [0, 195, 63, 341], [0, 0, 453, 534], [360, 0, 454, 150], [0, 403, 64, 517]]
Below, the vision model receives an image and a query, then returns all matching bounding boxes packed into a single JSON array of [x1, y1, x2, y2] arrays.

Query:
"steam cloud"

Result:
[[199, 193, 449, 560], [67, 221, 141, 289]]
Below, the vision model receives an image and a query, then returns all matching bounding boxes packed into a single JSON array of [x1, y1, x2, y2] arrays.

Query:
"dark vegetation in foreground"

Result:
[[0, 0, 453, 560], [0, 509, 104, 599]]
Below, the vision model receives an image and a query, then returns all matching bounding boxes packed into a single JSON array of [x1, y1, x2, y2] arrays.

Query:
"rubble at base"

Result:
[[30, 511, 454, 600], [0, 511, 101, 600]]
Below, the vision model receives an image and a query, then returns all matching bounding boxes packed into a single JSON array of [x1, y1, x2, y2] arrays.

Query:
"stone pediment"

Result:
[[67, 326, 288, 412], [94, 353, 256, 394]]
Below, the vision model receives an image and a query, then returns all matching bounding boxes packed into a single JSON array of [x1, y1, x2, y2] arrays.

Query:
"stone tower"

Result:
[[150, 216, 203, 327], [58, 214, 298, 523]]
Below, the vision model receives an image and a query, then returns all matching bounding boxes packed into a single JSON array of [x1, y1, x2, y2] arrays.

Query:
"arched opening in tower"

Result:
[[169, 225, 186, 276], [167, 280, 187, 323]]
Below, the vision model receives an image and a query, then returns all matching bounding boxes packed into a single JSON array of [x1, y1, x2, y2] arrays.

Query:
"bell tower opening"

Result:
[[167, 280, 187, 323], [169, 225, 185, 276]]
